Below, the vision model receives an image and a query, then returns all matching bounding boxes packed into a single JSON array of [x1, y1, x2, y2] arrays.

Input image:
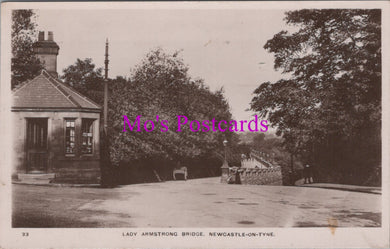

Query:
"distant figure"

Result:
[[235, 169, 241, 184], [303, 164, 313, 184]]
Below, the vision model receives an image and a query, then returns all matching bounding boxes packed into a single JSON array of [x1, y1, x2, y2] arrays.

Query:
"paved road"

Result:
[[12, 177, 381, 227]]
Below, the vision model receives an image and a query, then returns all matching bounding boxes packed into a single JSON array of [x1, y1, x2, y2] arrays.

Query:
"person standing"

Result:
[[309, 164, 315, 183]]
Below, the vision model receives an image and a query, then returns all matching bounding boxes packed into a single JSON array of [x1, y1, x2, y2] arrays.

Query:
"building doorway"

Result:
[[26, 118, 48, 173]]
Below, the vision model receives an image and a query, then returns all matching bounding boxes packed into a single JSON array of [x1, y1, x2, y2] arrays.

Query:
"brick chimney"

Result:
[[38, 31, 44, 41], [32, 31, 60, 77], [47, 31, 54, 41]]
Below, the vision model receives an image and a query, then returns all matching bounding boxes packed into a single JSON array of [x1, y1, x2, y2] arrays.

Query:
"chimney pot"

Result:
[[38, 31, 44, 41], [48, 31, 54, 41]]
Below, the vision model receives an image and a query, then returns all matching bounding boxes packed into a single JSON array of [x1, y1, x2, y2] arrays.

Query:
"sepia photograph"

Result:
[[0, 1, 389, 248]]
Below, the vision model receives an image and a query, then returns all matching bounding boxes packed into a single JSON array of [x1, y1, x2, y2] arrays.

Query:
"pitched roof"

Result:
[[12, 70, 101, 111]]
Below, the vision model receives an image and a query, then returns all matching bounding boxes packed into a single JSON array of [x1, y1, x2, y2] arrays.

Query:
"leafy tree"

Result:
[[252, 133, 265, 148], [250, 9, 381, 185], [11, 9, 43, 89], [107, 49, 234, 177], [61, 58, 104, 96]]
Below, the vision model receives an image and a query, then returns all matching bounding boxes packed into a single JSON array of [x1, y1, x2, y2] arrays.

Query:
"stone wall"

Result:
[[222, 167, 283, 185]]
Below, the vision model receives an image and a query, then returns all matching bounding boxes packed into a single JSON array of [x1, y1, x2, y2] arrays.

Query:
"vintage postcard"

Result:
[[0, 1, 389, 248]]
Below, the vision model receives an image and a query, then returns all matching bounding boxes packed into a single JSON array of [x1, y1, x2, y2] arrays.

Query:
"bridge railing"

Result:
[[223, 166, 282, 185]]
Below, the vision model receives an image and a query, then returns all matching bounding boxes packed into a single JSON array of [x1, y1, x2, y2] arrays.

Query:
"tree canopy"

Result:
[[61, 58, 104, 95], [250, 9, 381, 185], [11, 9, 43, 89], [108, 49, 234, 166]]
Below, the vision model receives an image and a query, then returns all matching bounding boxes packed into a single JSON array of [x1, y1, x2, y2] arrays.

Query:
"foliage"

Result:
[[252, 133, 265, 147], [108, 48, 234, 169], [61, 58, 104, 95], [11, 9, 43, 89], [250, 9, 381, 185]]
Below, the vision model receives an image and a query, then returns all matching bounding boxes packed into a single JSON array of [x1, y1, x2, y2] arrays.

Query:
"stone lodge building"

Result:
[[12, 31, 101, 184]]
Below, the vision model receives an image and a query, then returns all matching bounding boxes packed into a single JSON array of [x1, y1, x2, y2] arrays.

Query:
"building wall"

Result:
[[12, 110, 101, 183]]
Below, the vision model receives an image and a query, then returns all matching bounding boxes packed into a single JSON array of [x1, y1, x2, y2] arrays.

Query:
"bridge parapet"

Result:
[[223, 166, 282, 185]]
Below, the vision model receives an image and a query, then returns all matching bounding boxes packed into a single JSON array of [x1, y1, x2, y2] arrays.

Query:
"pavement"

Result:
[[12, 177, 381, 228], [299, 183, 381, 195]]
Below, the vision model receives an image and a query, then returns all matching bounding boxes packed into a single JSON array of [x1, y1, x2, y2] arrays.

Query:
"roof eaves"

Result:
[[11, 106, 101, 112]]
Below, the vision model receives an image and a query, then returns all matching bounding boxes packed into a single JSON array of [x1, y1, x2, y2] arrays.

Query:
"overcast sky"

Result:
[[36, 9, 292, 122]]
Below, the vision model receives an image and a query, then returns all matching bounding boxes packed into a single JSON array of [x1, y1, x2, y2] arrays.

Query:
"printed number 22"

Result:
[[22, 232, 29, 237]]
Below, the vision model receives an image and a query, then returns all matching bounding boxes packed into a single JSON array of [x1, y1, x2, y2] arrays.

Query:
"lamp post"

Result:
[[221, 139, 229, 183], [103, 38, 109, 133], [223, 139, 228, 165], [101, 38, 110, 187]]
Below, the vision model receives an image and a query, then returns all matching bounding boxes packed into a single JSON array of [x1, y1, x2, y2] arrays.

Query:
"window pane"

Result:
[[81, 119, 94, 154], [65, 119, 76, 154]]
